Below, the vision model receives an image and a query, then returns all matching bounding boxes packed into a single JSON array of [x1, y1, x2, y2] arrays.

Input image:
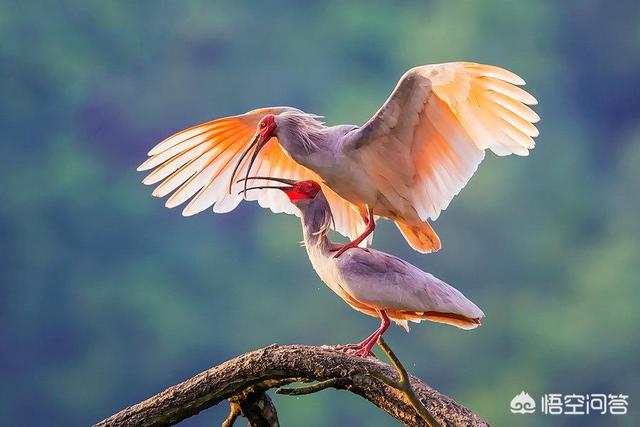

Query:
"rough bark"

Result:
[[94, 344, 488, 427]]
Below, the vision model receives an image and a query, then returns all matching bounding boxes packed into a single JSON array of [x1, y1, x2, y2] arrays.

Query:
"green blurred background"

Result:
[[2, 1, 639, 426]]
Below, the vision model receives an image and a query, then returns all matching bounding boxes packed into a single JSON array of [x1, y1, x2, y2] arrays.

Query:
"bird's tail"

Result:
[[395, 220, 441, 254], [415, 312, 482, 330], [390, 310, 482, 330]]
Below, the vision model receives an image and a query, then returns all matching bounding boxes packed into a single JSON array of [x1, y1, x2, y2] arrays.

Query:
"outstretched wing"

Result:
[[347, 62, 540, 221], [138, 107, 367, 241]]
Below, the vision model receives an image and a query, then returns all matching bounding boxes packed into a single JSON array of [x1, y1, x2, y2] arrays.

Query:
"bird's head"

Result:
[[257, 114, 278, 144], [238, 176, 321, 204], [240, 176, 333, 239], [229, 111, 325, 195]]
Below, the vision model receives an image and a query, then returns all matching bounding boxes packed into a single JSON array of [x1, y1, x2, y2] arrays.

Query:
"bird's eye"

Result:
[[260, 122, 266, 128]]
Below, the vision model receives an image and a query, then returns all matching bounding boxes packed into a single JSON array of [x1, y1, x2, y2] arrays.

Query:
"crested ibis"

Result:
[[243, 177, 484, 357], [139, 62, 539, 256]]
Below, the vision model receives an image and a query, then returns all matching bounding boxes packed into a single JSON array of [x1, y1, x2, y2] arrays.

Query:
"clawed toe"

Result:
[[347, 347, 376, 358], [334, 344, 375, 358], [333, 344, 360, 352]]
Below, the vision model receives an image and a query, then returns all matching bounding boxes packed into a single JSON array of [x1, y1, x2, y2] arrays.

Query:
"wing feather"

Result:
[[139, 107, 365, 241], [348, 62, 539, 221]]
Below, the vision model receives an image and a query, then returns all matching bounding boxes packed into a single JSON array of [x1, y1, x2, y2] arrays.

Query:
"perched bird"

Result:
[[139, 62, 539, 256], [243, 177, 484, 356]]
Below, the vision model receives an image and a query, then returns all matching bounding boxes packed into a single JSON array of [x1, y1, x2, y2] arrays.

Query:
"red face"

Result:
[[258, 114, 277, 142], [282, 180, 321, 202], [238, 177, 322, 203]]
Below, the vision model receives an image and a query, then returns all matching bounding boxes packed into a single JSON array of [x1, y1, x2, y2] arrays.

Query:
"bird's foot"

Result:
[[347, 346, 376, 358], [333, 343, 376, 358], [330, 242, 369, 258], [333, 343, 360, 351]]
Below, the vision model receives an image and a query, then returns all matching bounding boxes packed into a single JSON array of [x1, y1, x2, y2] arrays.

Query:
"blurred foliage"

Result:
[[1, 1, 639, 426]]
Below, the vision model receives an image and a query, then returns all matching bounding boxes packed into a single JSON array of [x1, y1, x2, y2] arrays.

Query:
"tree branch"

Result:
[[225, 389, 279, 427], [94, 344, 487, 427], [372, 337, 441, 427]]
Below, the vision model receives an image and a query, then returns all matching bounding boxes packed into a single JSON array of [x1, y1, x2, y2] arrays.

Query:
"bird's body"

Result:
[[299, 189, 484, 331], [278, 122, 421, 225], [139, 62, 539, 255], [244, 178, 484, 356]]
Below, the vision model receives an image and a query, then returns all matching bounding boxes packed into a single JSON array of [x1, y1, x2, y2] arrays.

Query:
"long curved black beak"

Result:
[[236, 176, 297, 196], [230, 129, 277, 197], [228, 134, 259, 195]]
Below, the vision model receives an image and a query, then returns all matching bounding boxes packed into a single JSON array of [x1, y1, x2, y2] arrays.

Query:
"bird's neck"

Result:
[[299, 197, 333, 254], [277, 126, 332, 169], [302, 222, 331, 253], [278, 125, 358, 183]]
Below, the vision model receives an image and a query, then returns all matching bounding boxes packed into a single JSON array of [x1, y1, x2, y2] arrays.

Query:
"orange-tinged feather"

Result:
[[147, 119, 236, 156], [489, 91, 540, 123], [480, 77, 538, 105], [139, 107, 366, 242], [348, 61, 536, 239], [490, 103, 540, 137], [463, 62, 525, 85]]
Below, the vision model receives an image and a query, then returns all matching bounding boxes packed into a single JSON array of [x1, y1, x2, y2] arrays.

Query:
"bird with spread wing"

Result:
[[138, 62, 539, 256]]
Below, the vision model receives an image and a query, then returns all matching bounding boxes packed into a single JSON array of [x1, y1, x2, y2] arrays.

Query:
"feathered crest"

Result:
[[302, 191, 336, 246], [277, 111, 326, 152], [313, 205, 335, 238]]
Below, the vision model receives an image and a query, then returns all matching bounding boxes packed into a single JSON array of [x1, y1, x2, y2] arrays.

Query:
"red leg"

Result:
[[335, 310, 390, 358], [350, 310, 390, 357], [331, 206, 375, 258]]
